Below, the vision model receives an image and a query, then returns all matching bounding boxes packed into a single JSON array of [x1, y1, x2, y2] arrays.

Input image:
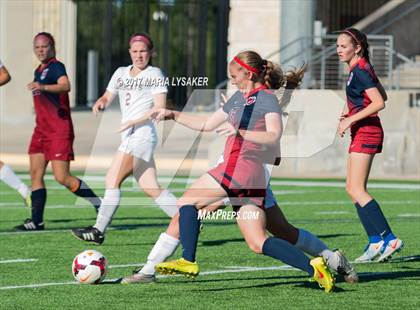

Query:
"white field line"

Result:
[[0, 189, 330, 195], [1, 200, 419, 209], [2, 188, 417, 196], [0, 259, 38, 264], [398, 213, 420, 217], [0, 188, 188, 194], [9, 174, 420, 190], [0, 265, 297, 291]]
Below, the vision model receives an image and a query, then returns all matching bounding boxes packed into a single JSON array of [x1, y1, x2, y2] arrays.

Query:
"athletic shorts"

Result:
[[28, 130, 74, 161], [217, 154, 277, 209], [349, 117, 384, 154], [118, 136, 157, 162], [208, 158, 267, 209]]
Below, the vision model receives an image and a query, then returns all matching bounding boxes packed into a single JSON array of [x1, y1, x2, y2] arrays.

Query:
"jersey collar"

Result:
[[37, 57, 56, 72], [349, 57, 367, 72], [243, 84, 267, 98]]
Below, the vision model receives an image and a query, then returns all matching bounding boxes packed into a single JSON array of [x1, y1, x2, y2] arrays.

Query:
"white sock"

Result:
[[154, 190, 178, 217], [0, 164, 30, 199], [295, 229, 333, 257], [140, 232, 180, 275], [94, 189, 121, 233]]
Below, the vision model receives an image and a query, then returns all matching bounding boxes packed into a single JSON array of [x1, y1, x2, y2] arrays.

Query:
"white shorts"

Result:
[[118, 136, 157, 162], [217, 154, 278, 209]]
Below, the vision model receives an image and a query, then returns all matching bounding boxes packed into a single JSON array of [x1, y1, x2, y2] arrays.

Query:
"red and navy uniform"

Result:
[[208, 85, 281, 209], [28, 57, 75, 160], [346, 58, 383, 154]]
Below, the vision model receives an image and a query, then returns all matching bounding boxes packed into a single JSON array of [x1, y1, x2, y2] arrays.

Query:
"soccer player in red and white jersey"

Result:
[[121, 91, 357, 285], [0, 59, 31, 207], [337, 28, 403, 262], [71, 33, 178, 244], [147, 51, 336, 292], [15, 33, 101, 231]]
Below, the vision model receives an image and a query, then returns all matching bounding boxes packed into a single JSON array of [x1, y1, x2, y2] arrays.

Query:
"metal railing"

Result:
[[213, 34, 419, 110], [276, 34, 397, 90]]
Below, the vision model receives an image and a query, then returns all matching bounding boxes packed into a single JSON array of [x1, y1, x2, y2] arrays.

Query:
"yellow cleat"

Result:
[[155, 258, 199, 279], [310, 257, 335, 293], [24, 194, 32, 208]]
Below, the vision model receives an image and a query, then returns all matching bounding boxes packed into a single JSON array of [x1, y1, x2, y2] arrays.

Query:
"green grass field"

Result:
[[1, 175, 419, 309]]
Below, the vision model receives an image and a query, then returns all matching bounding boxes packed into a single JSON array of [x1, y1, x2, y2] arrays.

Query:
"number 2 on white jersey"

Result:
[[125, 93, 131, 106]]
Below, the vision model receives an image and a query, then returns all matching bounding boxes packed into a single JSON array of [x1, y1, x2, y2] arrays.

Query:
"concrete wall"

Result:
[[228, 0, 281, 62], [0, 0, 77, 120]]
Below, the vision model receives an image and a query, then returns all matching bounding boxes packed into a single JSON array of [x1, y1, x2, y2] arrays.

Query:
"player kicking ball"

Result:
[[148, 51, 337, 292]]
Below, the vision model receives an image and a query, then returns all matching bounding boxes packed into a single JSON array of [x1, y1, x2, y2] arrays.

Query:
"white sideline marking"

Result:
[[270, 180, 420, 190], [398, 213, 420, 217], [0, 259, 38, 264], [1, 200, 418, 210], [0, 265, 297, 290], [10, 174, 420, 190], [279, 201, 419, 206]]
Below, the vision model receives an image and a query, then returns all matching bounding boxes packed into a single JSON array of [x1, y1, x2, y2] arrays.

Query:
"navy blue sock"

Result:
[[31, 188, 47, 224], [179, 205, 201, 262], [360, 199, 394, 241], [71, 179, 101, 209], [262, 237, 313, 276], [355, 203, 381, 243], [383, 232, 397, 243]]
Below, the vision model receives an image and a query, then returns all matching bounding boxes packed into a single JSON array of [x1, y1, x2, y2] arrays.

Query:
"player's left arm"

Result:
[[240, 112, 282, 145], [349, 87, 385, 123], [338, 87, 385, 137], [27, 75, 70, 93]]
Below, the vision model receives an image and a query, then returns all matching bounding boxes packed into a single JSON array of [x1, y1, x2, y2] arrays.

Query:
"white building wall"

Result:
[[228, 0, 281, 63]]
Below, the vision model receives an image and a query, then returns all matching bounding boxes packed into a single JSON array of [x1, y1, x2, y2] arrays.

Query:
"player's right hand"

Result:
[[92, 99, 107, 116]]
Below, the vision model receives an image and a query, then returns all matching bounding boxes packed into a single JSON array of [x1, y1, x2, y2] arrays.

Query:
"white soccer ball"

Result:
[[72, 250, 107, 284]]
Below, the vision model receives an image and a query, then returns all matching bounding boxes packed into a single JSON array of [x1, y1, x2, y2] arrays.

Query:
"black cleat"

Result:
[[71, 226, 105, 245], [15, 219, 45, 231]]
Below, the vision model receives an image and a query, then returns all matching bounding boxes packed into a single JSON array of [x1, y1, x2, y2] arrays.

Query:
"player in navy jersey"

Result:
[[337, 28, 403, 262], [0, 60, 31, 208], [149, 50, 335, 292], [15, 33, 101, 231]]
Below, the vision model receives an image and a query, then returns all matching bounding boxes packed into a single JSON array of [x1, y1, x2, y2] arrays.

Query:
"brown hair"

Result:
[[340, 28, 370, 63], [234, 50, 305, 89]]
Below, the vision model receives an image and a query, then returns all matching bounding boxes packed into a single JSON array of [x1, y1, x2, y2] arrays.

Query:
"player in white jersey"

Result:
[[71, 33, 177, 245], [0, 59, 31, 208]]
